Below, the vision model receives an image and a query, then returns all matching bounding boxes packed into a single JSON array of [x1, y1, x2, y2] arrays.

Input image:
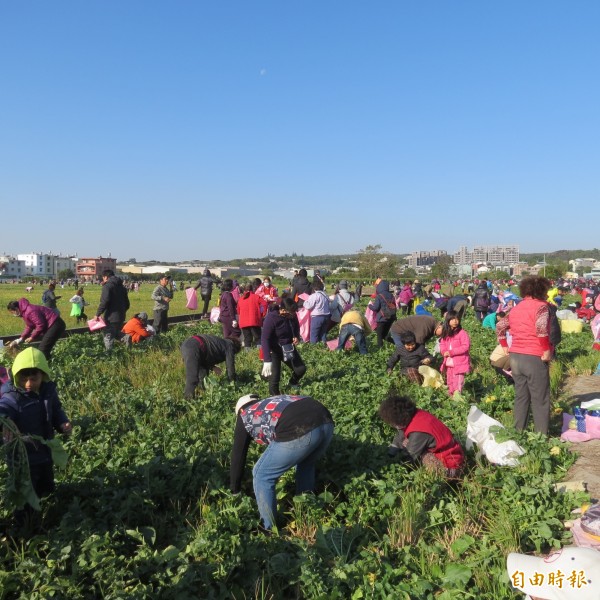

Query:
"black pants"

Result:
[[153, 309, 169, 334], [269, 349, 306, 395], [242, 326, 261, 348], [376, 318, 395, 348], [201, 295, 211, 316], [38, 318, 66, 360], [14, 462, 55, 525], [181, 337, 212, 398]]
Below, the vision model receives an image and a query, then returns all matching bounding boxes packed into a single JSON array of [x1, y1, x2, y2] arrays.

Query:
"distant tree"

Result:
[[57, 268, 75, 280], [544, 263, 568, 280], [356, 245, 399, 280], [401, 267, 418, 280], [430, 255, 453, 280]]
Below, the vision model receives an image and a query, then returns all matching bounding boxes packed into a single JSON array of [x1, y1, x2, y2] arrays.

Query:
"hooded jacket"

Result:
[[368, 281, 397, 323], [122, 316, 152, 343], [16, 298, 61, 341], [0, 348, 69, 465], [96, 276, 130, 324]]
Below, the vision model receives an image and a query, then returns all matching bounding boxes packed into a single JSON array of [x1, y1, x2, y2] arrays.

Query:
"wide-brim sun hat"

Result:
[[235, 394, 260, 414]]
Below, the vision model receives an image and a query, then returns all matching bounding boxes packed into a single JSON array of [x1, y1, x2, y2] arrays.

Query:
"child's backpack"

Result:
[[378, 294, 397, 320]]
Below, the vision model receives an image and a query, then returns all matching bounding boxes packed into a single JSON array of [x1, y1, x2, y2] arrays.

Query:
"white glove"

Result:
[[232, 320, 238, 329], [8, 339, 21, 348], [261, 362, 273, 377]]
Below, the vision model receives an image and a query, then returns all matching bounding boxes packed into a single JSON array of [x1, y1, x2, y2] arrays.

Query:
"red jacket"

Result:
[[405, 409, 464, 469], [237, 291, 267, 328]]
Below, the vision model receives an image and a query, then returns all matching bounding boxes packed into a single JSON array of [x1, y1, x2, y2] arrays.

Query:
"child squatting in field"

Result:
[[0, 347, 72, 524]]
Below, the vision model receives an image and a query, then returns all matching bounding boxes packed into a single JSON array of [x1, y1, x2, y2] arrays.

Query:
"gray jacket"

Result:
[[151, 284, 173, 311]]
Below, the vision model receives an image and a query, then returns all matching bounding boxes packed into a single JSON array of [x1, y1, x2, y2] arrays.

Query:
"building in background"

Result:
[[407, 250, 448, 271], [76, 256, 117, 282]]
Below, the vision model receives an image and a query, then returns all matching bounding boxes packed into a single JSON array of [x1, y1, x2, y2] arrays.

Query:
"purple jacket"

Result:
[[219, 291, 238, 320], [17, 298, 60, 341]]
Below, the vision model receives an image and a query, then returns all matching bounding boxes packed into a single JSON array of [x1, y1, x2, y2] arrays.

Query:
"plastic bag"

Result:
[[465, 405, 525, 467], [365, 306, 378, 330], [88, 317, 106, 331], [185, 287, 198, 310], [210, 307, 220, 324], [418, 365, 444, 389]]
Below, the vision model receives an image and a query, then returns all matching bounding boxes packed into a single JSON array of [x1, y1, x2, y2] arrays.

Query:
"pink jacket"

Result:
[[439, 329, 471, 374]]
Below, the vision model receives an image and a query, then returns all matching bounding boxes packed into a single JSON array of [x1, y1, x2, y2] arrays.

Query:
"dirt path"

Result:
[[561, 375, 600, 501]]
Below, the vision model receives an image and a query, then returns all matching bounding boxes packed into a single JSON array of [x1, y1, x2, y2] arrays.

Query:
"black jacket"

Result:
[[97, 276, 130, 323]]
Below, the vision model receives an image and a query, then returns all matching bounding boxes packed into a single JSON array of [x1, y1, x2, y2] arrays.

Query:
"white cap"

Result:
[[235, 394, 259, 414], [507, 546, 600, 599]]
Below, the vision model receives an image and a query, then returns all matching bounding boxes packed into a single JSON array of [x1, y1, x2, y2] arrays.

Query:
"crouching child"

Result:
[[378, 395, 464, 478], [386, 331, 433, 384], [0, 348, 72, 525]]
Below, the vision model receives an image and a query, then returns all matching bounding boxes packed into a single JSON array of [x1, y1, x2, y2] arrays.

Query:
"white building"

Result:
[[454, 245, 519, 266], [16, 253, 78, 278], [0, 256, 27, 278]]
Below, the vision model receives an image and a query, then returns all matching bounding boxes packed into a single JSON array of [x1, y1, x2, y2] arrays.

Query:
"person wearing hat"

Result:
[[0, 347, 72, 522], [151, 274, 174, 334], [121, 312, 153, 344], [230, 393, 334, 531]]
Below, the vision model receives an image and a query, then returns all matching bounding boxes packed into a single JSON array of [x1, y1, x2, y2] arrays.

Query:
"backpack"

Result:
[[377, 294, 396, 320], [337, 293, 353, 314]]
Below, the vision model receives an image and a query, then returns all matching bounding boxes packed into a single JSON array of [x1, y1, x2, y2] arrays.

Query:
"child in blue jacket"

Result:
[[0, 347, 72, 520]]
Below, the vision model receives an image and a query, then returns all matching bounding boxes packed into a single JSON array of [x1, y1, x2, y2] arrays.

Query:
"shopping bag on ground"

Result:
[[418, 365, 444, 389], [465, 405, 525, 467]]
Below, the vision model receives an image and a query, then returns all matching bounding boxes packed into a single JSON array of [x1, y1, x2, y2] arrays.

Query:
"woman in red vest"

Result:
[[496, 276, 553, 434], [378, 395, 464, 478]]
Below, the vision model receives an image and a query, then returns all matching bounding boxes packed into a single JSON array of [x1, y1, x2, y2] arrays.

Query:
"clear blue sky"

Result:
[[1, 2, 598, 262]]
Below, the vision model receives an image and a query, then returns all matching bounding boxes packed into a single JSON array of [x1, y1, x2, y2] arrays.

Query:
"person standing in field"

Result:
[[368, 280, 397, 348], [237, 284, 267, 349], [301, 280, 331, 343], [42, 283, 61, 315], [219, 279, 241, 338], [439, 310, 470, 396], [93, 269, 130, 351], [193, 269, 214, 320], [69, 288, 89, 324], [6, 299, 67, 360], [261, 297, 306, 395], [151, 274, 173, 334], [496, 276, 553, 434], [0, 347, 72, 525]]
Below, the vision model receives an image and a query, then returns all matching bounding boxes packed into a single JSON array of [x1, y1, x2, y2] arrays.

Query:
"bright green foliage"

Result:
[[0, 310, 595, 598]]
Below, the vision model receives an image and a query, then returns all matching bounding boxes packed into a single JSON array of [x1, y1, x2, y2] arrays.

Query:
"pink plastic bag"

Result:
[[88, 317, 106, 331], [327, 339, 353, 351], [365, 306, 378, 330], [296, 307, 311, 342], [210, 307, 220, 324], [185, 287, 198, 310]]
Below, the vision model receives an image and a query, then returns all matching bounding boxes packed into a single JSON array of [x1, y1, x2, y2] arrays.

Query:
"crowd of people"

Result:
[[2, 268, 600, 533]]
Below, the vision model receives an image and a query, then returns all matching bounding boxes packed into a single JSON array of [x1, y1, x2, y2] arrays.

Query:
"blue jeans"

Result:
[[310, 315, 330, 343], [252, 422, 334, 529], [337, 324, 368, 354]]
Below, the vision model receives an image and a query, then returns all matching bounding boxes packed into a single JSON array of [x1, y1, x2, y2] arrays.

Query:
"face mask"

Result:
[[263, 282, 270, 287]]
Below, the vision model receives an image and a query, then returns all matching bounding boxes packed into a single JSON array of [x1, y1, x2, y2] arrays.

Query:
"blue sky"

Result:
[[1, 2, 598, 262]]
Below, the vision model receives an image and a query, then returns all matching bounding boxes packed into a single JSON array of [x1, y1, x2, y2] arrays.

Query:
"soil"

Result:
[[561, 375, 600, 501]]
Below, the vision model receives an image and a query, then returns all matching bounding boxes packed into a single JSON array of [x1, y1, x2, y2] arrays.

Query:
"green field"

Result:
[[0, 282, 217, 338], [0, 297, 596, 598]]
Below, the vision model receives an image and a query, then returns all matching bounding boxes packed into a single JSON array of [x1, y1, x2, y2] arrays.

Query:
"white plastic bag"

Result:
[[465, 405, 525, 467]]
